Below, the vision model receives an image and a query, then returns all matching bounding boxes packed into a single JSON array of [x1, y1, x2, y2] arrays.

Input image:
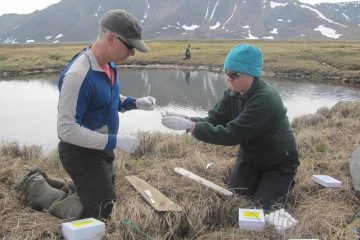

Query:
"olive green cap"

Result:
[[100, 9, 150, 52]]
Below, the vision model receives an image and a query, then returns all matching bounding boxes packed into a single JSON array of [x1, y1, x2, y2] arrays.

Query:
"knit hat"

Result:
[[100, 9, 150, 52], [224, 44, 263, 77]]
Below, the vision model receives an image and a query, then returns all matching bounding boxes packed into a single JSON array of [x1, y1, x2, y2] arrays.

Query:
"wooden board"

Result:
[[125, 175, 182, 212], [174, 167, 234, 196]]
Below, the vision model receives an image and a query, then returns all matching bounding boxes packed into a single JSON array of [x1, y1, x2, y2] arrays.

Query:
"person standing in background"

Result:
[[183, 44, 191, 60]]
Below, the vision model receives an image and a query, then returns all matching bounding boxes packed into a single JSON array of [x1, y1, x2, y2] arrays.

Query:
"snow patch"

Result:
[[222, 4, 236, 29], [209, 0, 219, 22], [182, 24, 200, 30], [271, 28, 278, 34], [342, 13, 350, 21], [300, 5, 346, 27], [210, 22, 220, 30], [314, 25, 342, 38], [270, 1, 288, 8], [245, 29, 259, 39]]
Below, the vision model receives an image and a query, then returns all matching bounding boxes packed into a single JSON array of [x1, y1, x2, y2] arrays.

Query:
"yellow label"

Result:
[[72, 219, 94, 227], [244, 211, 260, 218]]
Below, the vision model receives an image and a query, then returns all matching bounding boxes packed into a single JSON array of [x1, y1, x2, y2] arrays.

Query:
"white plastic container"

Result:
[[238, 208, 265, 231], [312, 175, 342, 188], [265, 209, 297, 233], [62, 218, 105, 240]]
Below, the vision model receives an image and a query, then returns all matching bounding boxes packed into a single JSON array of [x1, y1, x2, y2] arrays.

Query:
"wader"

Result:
[[58, 141, 116, 220], [229, 150, 300, 210]]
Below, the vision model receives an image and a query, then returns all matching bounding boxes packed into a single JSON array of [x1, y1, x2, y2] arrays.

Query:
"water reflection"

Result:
[[0, 69, 359, 154], [184, 70, 190, 85]]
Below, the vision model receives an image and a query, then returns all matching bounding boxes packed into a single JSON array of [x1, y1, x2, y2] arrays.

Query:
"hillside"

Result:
[[1, 0, 360, 43]]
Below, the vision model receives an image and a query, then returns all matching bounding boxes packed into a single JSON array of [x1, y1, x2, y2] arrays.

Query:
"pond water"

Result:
[[0, 69, 359, 154]]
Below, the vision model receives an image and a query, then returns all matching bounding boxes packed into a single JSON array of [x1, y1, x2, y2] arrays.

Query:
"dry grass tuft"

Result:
[[1, 100, 360, 239]]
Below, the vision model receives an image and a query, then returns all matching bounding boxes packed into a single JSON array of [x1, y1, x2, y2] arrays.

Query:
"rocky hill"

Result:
[[0, 0, 359, 43]]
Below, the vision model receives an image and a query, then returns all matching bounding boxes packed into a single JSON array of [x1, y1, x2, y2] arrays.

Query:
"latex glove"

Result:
[[136, 96, 156, 110], [116, 135, 140, 153], [161, 116, 190, 130], [162, 110, 185, 118]]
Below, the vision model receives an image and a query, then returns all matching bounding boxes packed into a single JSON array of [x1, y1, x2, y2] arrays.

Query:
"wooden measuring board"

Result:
[[125, 175, 182, 212], [174, 167, 234, 196]]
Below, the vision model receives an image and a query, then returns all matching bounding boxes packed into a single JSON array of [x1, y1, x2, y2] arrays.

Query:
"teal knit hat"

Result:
[[224, 44, 263, 77]]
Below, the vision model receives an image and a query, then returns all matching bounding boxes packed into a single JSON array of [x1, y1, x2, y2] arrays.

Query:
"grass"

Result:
[[1, 100, 359, 239], [0, 40, 360, 84]]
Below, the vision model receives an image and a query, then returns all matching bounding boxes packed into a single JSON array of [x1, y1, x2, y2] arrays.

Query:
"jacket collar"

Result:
[[85, 47, 117, 72]]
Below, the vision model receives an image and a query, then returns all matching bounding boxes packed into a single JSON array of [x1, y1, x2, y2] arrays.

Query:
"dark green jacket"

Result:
[[191, 77, 297, 167]]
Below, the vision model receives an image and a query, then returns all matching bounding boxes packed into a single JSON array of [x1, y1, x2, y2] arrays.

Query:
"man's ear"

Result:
[[107, 33, 115, 46]]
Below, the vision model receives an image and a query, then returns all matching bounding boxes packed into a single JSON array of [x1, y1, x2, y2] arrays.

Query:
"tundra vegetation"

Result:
[[0, 40, 360, 85], [0, 100, 359, 239], [0, 40, 359, 239]]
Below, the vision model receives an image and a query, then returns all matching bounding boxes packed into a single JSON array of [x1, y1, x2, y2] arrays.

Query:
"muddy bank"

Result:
[[0, 64, 359, 86]]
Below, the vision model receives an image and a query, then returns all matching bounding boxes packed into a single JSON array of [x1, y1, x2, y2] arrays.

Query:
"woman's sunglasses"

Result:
[[225, 69, 242, 80]]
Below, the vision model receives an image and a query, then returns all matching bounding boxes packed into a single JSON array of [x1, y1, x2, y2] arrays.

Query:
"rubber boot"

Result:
[[46, 178, 76, 193], [21, 174, 67, 211], [13, 165, 76, 192], [48, 194, 84, 220]]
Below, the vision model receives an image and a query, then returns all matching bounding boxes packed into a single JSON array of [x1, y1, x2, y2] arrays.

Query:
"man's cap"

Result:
[[224, 44, 263, 77], [100, 9, 150, 52]]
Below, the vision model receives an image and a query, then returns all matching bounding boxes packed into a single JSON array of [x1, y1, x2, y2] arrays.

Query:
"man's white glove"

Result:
[[136, 96, 156, 111], [161, 116, 191, 130], [162, 110, 185, 118], [116, 135, 140, 153]]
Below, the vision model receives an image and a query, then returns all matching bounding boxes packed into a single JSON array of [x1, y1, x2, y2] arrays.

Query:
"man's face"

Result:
[[110, 34, 135, 63]]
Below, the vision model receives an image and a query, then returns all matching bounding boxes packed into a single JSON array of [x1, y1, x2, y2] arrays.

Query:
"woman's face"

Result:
[[225, 70, 254, 94]]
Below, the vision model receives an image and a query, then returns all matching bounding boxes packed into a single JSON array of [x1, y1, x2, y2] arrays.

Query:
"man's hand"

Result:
[[161, 116, 191, 130], [162, 110, 185, 118], [136, 96, 156, 110], [116, 135, 140, 153]]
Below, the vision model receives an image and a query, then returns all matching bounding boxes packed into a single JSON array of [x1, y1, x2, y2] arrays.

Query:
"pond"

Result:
[[0, 69, 359, 154]]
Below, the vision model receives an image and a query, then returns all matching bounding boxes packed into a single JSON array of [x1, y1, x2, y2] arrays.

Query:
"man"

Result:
[[13, 9, 155, 220], [162, 44, 300, 210], [183, 44, 191, 60]]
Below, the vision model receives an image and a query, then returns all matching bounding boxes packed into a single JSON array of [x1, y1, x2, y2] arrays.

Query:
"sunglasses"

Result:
[[225, 69, 242, 80], [117, 36, 135, 51]]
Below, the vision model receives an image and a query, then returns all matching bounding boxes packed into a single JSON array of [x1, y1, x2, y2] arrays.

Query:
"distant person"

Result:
[[14, 9, 156, 220], [183, 44, 191, 60], [162, 44, 300, 210]]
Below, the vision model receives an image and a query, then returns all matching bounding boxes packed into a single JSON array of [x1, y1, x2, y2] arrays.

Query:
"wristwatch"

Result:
[[186, 121, 193, 133]]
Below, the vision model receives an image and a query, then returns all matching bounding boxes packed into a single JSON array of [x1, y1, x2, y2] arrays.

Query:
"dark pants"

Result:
[[183, 53, 191, 60], [58, 141, 116, 220], [229, 151, 300, 210]]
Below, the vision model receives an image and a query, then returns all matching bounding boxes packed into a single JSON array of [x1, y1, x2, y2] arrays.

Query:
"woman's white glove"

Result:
[[162, 110, 185, 118], [116, 135, 140, 153], [161, 116, 191, 130], [136, 96, 156, 110]]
